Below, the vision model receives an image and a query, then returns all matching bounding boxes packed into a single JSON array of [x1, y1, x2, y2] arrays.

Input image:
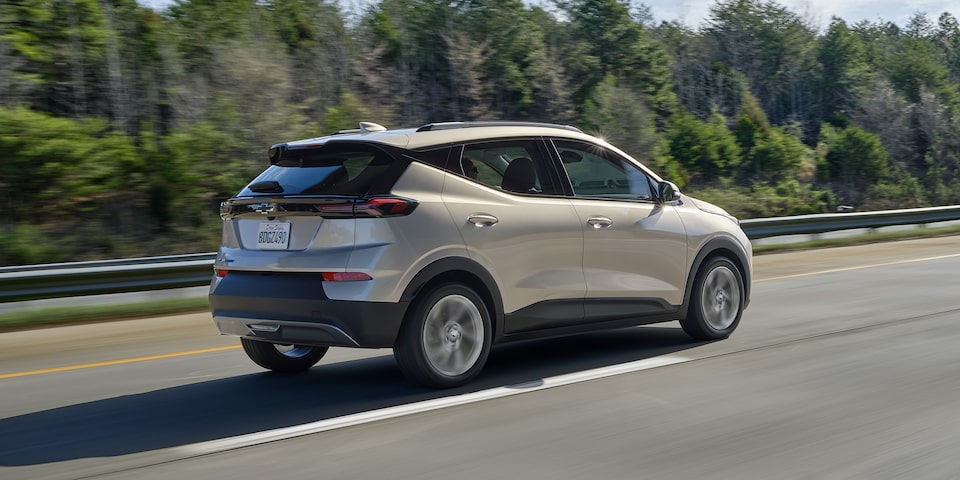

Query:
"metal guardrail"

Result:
[[739, 204, 960, 239], [1, 205, 959, 303], [0, 253, 216, 303]]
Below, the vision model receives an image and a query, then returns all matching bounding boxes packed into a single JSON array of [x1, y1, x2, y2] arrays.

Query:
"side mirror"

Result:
[[658, 181, 681, 203], [559, 150, 583, 163]]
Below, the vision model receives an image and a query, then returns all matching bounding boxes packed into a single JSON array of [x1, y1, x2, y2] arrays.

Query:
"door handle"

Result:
[[587, 216, 613, 229], [468, 214, 499, 227]]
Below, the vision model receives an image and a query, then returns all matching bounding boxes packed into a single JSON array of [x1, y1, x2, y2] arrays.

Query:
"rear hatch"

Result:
[[218, 142, 414, 270]]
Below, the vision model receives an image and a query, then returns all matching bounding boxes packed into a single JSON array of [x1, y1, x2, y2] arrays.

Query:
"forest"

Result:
[[2, 0, 960, 265]]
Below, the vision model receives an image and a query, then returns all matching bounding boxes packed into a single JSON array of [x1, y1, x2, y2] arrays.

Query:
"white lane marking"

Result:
[[177, 354, 690, 456], [756, 252, 960, 282]]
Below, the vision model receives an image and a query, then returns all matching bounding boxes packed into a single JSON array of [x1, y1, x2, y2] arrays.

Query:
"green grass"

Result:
[[0, 296, 209, 332], [1, 224, 958, 332]]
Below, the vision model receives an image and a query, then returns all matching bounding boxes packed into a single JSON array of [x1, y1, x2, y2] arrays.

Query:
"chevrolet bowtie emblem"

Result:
[[253, 203, 278, 215]]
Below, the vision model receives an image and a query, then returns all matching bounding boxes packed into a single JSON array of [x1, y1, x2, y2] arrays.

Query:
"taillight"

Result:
[[321, 272, 373, 282], [354, 198, 417, 217], [221, 196, 418, 220], [214, 268, 229, 278], [315, 197, 417, 218], [314, 202, 355, 217]]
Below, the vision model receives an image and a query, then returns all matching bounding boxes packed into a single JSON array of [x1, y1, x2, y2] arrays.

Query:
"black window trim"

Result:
[[407, 144, 456, 171]]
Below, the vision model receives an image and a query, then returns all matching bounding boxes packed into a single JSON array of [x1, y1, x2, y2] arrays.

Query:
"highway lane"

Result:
[[1, 236, 958, 479]]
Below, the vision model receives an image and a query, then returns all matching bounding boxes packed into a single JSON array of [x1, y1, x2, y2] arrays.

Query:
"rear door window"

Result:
[[459, 139, 561, 195]]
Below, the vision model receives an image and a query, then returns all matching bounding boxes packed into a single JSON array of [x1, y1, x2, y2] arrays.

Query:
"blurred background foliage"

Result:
[[2, 0, 960, 265]]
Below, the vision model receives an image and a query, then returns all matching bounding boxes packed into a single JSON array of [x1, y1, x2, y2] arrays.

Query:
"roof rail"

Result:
[[416, 121, 583, 133]]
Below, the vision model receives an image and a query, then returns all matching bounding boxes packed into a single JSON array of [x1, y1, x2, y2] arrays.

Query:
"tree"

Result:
[[655, 21, 737, 120], [731, 91, 806, 182], [362, 0, 455, 121], [0, 106, 146, 263], [458, 0, 536, 118], [266, 0, 353, 120], [850, 79, 913, 168], [1, 0, 109, 117], [323, 91, 373, 132], [441, 30, 492, 120], [0, 106, 141, 220], [885, 14, 960, 107], [747, 127, 806, 182], [561, 0, 675, 116], [10, 0, 960, 265], [914, 88, 960, 201], [734, 91, 770, 153], [580, 75, 666, 171], [820, 124, 889, 202], [667, 110, 741, 184], [934, 13, 960, 83], [817, 17, 869, 125], [705, 0, 818, 127]]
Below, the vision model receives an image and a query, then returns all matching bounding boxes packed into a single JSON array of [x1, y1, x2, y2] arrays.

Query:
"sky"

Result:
[[139, 0, 957, 31], [641, 0, 957, 30]]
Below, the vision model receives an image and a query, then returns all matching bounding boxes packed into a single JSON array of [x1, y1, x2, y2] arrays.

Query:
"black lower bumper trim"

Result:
[[208, 272, 408, 348], [215, 316, 362, 347]]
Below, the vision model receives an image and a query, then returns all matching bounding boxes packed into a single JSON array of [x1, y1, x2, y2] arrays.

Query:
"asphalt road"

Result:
[[1, 236, 959, 479]]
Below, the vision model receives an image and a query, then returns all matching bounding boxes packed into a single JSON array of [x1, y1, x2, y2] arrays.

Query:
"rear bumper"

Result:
[[208, 272, 408, 348]]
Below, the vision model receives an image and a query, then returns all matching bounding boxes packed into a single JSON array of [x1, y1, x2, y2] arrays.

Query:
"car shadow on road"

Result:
[[0, 326, 704, 466]]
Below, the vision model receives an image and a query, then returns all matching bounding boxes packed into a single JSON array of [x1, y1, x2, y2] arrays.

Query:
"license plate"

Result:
[[257, 222, 291, 250]]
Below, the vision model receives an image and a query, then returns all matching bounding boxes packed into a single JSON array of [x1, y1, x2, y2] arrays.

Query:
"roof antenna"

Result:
[[359, 122, 387, 133]]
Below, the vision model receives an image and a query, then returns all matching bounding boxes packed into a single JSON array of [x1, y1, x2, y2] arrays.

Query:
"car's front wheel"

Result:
[[681, 256, 745, 340], [240, 338, 328, 372], [394, 283, 492, 388]]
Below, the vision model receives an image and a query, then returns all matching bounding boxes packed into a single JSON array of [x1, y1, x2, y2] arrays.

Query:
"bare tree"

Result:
[[850, 80, 914, 169], [0, 30, 27, 106], [531, 45, 576, 123], [442, 31, 491, 120], [101, 3, 130, 132]]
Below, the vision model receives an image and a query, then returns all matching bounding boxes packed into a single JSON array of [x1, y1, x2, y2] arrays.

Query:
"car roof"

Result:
[[280, 121, 606, 151]]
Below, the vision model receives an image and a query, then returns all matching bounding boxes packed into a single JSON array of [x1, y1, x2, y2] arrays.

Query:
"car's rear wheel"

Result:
[[681, 256, 744, 340], [240, 338, 328, 372], [394, 283, 492, 388]]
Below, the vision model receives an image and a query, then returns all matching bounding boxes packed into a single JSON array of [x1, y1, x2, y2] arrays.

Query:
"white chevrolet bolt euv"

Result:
[[209, 121, 752, 388]]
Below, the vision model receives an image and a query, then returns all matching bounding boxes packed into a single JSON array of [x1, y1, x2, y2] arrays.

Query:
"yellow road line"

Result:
[[756, 253, 960, 283], [0, 345, 241, 380]]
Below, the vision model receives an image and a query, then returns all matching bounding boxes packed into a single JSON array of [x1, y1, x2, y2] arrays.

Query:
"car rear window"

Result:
[[238, 143, 404, 196]]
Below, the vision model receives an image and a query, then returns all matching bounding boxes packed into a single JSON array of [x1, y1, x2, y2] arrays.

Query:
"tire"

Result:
[[240, 338, 328, 373], [394, 283, 492, 388], [680, 256, 745, 340]]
